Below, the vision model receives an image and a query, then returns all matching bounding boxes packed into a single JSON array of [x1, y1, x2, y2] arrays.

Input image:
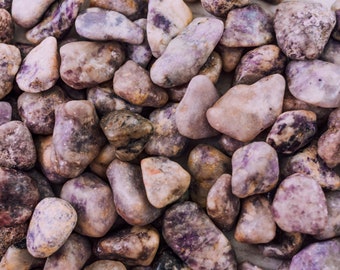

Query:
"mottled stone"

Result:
[[16, 37, 59, 93], [26, 197, 77, 258], [52, 100, 106, 178], [207, 74, 285, 142], [76, 8, 144, 44], [26, 169, 54, 200], [60, 41, 125, 89], [145, 103, 188, 157], [201, 0, 249, 17], [188, 144, 231, 207], [198, 51, 222, 84], [218, 134, 246, 156], [0, 44, 21, 99], [0, 121, 36, 170], [0, 102, 11, 126], [0, 223, 27, 257], [0, 9, 14, 43], [281, 143, 340, 190], [11, 0, 55, 28], [18, 86, 69, 135], [89, 143, 116, 179], [150, 17, 224, 88], [207, 174, 240, 231], [147, 0, 192, 58], [43, 233, 91, 270], [266, 110, 317, 154], [26, 0, 85, 44], [274, 2, 336, 60], [272, 173, 328, 235], [321, 38, 340, 65], [290, 238, 340, 269], [94, 226, 160, 266], [220, 4, 274, 48], [163, 201, 237, 269], [84, 260, 127, 270], [286, 60, 340, 108], [113, 60, 168, 108], [107, 159, 162, 225], [176, 75, 220, 139], [60, 173, 117, 237], [218, 45, 244, 73], [0, 0, 11, 10]]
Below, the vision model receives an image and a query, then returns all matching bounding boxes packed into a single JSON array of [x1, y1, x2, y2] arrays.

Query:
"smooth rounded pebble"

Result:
[[84, 260, 127, 270], [0, 9, 14, 43], [0, 243, 37, 270], [26, 197, 77, 258]]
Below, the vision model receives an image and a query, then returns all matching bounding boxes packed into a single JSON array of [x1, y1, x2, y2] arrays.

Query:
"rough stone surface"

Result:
[[0, 9, 14, 43], [218, 45, 244, 73], [152, 249, 190, 270], [201, 0, 249, 17], [84, 260, 127, 270], [0, 223, 28, 258], [0, 101, 12, 126]]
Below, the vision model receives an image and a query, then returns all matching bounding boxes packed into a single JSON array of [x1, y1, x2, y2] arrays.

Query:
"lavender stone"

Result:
[[0, 102, 11, 126]]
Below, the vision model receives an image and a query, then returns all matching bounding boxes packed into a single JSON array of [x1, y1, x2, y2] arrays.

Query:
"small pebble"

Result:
[[0, 223, 28, 257], [0, 243, 38, 270], [321, 38, 340, 65], [0, 101, 12, 126], [198, 51, 222, 84], [218, 134, 246, 156], [26, 197, 77, 258], [272, 173, 328, 235], [84, 260, 127, 270], [0, 8, 14, 43], [201, 0, 249, 17], [89, 143, 116, 179], [217, 45, 244, 73], [167, 84, 187, 102]]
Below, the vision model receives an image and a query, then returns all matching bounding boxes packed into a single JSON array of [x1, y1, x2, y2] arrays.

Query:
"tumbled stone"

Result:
[[207, 74, 285, 142], [26, 0, 84, 44], [231, 141, 279, 198], [235, 196, 276, 244], [84, 260, 127, 270], [44, 233, 91, 270], [94, 226, 159, 266], [141, 156, 191, 208], [188, 144, 231, 207], [27, 197, 77, 258], [266, 110, 317, 154], [176, 75, 220, 139], [198, 51, 222, 84], [60, 173, 117, 238], [234, 45, 286, 85], [218, 45, 244, 73], [60, 41, 125, 89], [0, 243, 39, 270], [147, 0, 192, 58], [18, 86, 69, 135], [26, 169, 54, 200], [281, 143, 340, 190], [201, 0, 249, 17], [218, 134, 246, 156], [220, 4, 274, 47], [206, 174, 240, 231], [101, 110, 153, 161], [89, 143, 116, 180], [286, 60, 340, 108], [0, 44, 21, 99], [163, 201, 237, 269], [76, 8, 144, 44], [272, 173, 328, 235], [11, 0, 55, 28], [16, 37, 59, 93], [321, 38, 340, 65], [145, 103, 188, 157], [0, 102, 11, 126], [150, 17, 224, 88], [113, 60, 168, 108], [107, 159, 162, 225], [0, 121, 36, 170], [0, 0, 11, 10], [152, 249, 190, 270], [0, 9, 13, 43], [0, 224, 28, 259], [52, 100, 106, 178], [290, 238, 340, 269]]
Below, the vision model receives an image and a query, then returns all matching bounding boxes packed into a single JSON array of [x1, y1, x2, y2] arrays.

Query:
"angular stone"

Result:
[[84, 260, 127, 270], [207, 74, 285, 142], [147, 0, 192, 58], [220, 4, 274, 48], [60, 41, 125, 89], [286, 60, 340, 108], [0, 101, 11, 126], [163, 201, 237, 269], [201, 0, 249, 17], [176, 75, 220, 139], [0, 223, 28, 258], [16, 37, 59, 93], [321, 38, 340, 65], [0, 9, 14, 43], [272, 173, 328, 235], [113, 60, 168, 108], [26, 197, 77, 258], [150, 17, 224, 88], [274, 2, 336, 60]]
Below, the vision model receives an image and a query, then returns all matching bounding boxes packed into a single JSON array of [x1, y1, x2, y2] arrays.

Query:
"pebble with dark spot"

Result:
[[84, 260, 127, 270], [0, 9, 14, 43], [201, 0, 249, 17], [0, 101, 11, 126]]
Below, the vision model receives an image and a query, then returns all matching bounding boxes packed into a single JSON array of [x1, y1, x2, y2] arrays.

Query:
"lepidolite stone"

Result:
[[163, 201, 237, 269], [0, 9, 13, 43], [16, 37, 59, 93], [207, 74, 285, 142]]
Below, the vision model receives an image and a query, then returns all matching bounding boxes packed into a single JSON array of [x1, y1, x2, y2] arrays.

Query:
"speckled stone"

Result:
[[274, 2, 336, 60], [94, 226, 160, 266], [0, 44, 21, 99], [26, 197, 77, 258], [107, 159, 162, 225], [0, 101, 12, 126], [220, 4, 274, 48], [163, 201, 237, 269], [0, 223, 28, 258], [272, 173, 328, 235], [0, 9, 13, 43], [286, 60, 340, 108], [176, 75, 220, 139], [147, 0, 192, 58], [207, 74, 285, 142], [26, 0, 85, 44], [201, 0, 249, 17], [150, 17, 224, 88], [84, 260, 127, 270], [113, 60, 168, 108], [16, 37, 59, 93], [60, 41, 125, 89], [198, 51, 222, 84], [321, 38, 340, 65]]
